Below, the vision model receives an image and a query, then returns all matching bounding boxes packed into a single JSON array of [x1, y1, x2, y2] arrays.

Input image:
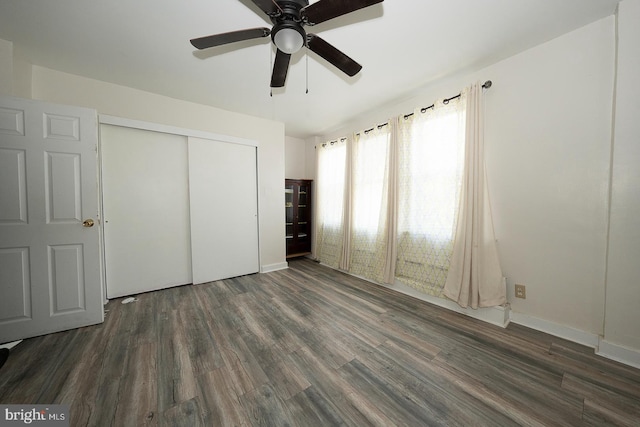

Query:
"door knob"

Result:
[[83, 219, 95, 228]]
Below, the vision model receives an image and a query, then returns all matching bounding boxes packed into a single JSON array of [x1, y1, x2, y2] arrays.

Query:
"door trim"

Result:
[[99, 115, 259, 148]]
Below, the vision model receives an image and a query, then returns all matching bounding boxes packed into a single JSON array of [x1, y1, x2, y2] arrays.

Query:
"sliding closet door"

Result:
[[101, 125, 192, 298], [188, 137, 259, 284]]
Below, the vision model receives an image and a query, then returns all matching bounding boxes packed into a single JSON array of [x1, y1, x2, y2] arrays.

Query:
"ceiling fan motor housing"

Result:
[[271, 0, 309, 53]]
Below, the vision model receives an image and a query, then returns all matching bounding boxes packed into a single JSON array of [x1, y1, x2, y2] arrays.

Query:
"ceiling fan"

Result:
[[190, 0, 384, 88]]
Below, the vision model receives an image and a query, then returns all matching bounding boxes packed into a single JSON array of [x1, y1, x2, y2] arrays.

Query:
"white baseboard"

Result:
[[313, 262, 510, 328], [390, 280, 510, 328], [597, 338, 640, 370], [502, 313, 640, 369], [0, 340, 22, 350], [311, 261, 640, 370], [509, 312, 600, 348], [260, 262, 288, 273]]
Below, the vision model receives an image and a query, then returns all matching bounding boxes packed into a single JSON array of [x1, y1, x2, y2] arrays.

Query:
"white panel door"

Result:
[[101, 125, 192, 298], [0, 96, 103, 343], [188, 137, 259, 284]]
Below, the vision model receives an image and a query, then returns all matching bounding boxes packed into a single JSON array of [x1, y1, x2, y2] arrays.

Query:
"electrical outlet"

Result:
[[515, 284, 526, 299]]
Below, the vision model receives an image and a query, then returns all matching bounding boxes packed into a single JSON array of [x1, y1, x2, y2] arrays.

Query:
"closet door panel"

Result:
[[188, 137, 259, 284], [101, 125, 192, 298]]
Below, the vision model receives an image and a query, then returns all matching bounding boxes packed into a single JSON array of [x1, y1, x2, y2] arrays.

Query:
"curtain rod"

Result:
[[363, 122, 389, 134], [322, 80, 493, 143], [404, 80, 493, 120], [322, 137, 347, 147]]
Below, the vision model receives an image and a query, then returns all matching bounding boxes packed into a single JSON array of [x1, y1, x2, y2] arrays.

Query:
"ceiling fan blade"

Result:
[[302, 0, 383, 25], [247, 0, 280, 16], [190, 27, 271, 50], [271, 49, 291, 88], [307, 34, 362, 77]]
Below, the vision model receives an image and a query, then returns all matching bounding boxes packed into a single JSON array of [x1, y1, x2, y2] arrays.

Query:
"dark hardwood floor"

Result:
[[1, 259, 639, 426]]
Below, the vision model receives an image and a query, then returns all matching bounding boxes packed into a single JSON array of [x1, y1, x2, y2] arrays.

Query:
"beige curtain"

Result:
[[347, 124, 393, 283], [443, 83, 506, 308], [396, 98, 466, 297], [314, 139, 348, 269], [383, 119, 399, 284]]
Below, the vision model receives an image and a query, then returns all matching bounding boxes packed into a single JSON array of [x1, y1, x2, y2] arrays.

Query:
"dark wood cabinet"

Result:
[[285, 179, 312, 258]]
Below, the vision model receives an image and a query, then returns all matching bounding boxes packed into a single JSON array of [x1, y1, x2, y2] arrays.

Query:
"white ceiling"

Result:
[[0, 0, 619, 138]]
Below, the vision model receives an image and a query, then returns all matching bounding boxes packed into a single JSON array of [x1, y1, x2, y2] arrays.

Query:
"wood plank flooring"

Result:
[[1, 258, 639, 426]]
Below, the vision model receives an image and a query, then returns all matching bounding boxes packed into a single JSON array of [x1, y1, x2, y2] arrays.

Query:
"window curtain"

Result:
[[443, 83, 506, 308], [314, 82, 505, 309], [347, 125, 394, 283], [314, 139, 348, 269], [396, 97, 466, 297]]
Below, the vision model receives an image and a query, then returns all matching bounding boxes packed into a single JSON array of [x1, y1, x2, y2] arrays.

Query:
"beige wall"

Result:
[[321, 17, 619, 345], [12, 48, 32, 98], [284, 135, 318, 181], [284, 136, 307, 180], [30, 66, 286, 271], [603, 0, 640, 359], [0, 38, 12, 95], [482, 16, 614, 337]]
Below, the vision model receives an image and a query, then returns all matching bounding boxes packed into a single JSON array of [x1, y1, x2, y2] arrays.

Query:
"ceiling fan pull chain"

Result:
[[306, 46, 309, 94]]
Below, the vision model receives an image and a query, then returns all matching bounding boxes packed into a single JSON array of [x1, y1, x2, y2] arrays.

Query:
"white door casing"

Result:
[[188, 137, 260, 284], [0, 96, 103, 343]]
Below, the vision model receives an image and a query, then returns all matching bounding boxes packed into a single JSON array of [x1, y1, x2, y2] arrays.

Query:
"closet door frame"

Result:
[[99, 115, 260, 299]]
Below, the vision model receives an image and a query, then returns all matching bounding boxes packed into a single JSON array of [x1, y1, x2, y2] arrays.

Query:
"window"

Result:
[[398, 105, 466, 242], [315, 93, 467, 291], [349, 126, 392, 282], [396, 99, 466, 295], [315, 140, 347, 268], [352, 128, 390, 236]]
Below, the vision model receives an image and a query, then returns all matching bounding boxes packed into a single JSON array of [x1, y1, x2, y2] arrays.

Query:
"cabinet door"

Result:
[[285, 182, 295, 247], [286, 179, 312, 256], [189, 137, 259, 284], [295, 182, 311, 252]]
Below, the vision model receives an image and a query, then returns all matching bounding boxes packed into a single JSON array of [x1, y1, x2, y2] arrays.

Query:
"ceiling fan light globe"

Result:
[[274, 28, 304, 54]]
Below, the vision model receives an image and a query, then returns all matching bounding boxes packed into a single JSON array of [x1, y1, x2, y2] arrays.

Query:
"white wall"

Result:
[[322, 17, 617, 340], [12, 48, 32, 99], [0, 38, 12, 95], [30, 66, 286, 272], [603, 0, 640, 355], [284, 135, 318, 181], [484, 17, 614, 336], [285, 136, 307, 179], [305, 138, 317, 180]]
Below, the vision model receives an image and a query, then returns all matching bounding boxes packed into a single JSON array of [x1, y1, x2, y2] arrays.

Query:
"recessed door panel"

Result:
[[0, 148, 28, 224], [45, 152, 82, 224], [44, 113, 80, 141], [48, 244, 85, 315], [0, 247, 31, 322], [0, 107, 25, 136]]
